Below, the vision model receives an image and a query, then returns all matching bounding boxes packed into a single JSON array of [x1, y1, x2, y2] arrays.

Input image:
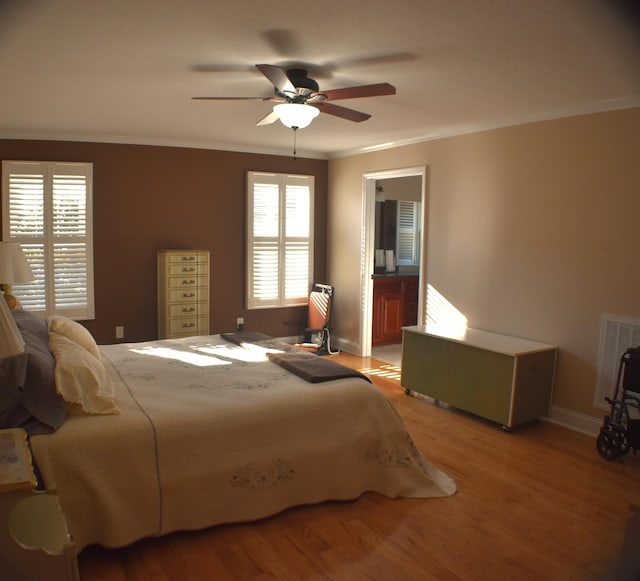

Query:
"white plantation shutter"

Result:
[[2, 161, 94, 319], [284, 181, 311, 300], [251, 177, 280, 303], [396, 200, 420, 265], [247, 172, 313, 309]]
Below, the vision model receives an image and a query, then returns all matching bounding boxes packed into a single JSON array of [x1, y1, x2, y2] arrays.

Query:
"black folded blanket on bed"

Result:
[[266, 351, 371, 384], [220, 332, 368, 383]]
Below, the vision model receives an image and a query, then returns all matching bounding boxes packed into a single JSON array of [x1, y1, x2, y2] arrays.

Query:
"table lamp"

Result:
[[0, 242, 35, 310]]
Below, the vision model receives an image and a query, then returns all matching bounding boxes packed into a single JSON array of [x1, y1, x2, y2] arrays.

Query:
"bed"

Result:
[[3, 310, 456, 558]]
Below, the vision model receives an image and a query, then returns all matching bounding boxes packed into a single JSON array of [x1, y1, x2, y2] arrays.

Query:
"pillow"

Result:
[[48, 331, 119, 415], [9, 309, 67, 433], [12, 308, 49, 348], [48, 315, 101, 360]]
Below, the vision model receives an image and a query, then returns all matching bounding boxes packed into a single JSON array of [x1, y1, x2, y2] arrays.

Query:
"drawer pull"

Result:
[[182, 267, 196, 273], [181, 256, 196, 261], [182, 307, 195, 313], [182, 322, 195, 328], [182, 279, 195, 285], [182, 292, 195, 298]]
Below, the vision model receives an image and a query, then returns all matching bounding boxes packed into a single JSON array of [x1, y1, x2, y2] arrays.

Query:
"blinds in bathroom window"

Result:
[[396, 200, 420, 266]]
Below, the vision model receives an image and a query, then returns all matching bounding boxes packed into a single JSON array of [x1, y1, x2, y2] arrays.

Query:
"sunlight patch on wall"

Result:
[[426, 284, 468, 338]]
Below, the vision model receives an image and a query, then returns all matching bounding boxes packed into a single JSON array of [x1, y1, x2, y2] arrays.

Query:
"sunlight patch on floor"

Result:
[[359, 363, 402, 381]]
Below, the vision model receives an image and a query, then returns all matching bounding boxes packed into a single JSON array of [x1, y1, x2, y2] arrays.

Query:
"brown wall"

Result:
[[0, 140, 328, 344]]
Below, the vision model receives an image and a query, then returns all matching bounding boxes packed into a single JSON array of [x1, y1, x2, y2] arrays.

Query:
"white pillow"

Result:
[[48, 331, 119, 415], [48, 315, 101, 360]]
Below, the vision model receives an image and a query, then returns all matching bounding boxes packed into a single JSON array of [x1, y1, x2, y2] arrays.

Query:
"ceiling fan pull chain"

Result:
[[292, 127, 298, 161]]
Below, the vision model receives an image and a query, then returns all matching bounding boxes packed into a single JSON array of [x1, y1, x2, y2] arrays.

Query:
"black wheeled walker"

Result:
[[596, 346, 640, 461]]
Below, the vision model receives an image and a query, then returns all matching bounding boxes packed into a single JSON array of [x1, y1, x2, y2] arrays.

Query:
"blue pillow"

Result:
[[3, 309, 67, 434]]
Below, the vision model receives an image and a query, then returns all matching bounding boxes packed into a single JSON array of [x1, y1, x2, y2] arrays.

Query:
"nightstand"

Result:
[[0, 428, 79, 581]]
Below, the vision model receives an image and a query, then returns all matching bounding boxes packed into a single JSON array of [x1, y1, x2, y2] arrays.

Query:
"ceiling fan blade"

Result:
[[256, 110, 280, 126], [256, 64, 296, 95], [313, 102, 371, 123], [190, 64, 256, 74], [192, 96, 273, 101], [316, 83, 396, 102]]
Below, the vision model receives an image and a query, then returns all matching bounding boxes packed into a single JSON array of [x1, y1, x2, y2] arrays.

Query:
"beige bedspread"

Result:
[[30, 335, 455, 553]]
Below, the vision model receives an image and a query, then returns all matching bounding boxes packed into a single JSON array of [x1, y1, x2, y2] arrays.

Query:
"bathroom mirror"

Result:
[[374, 176, 421, 272]]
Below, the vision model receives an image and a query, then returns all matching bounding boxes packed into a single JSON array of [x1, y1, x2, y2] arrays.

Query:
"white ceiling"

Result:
[[1, 0, 639, 159]]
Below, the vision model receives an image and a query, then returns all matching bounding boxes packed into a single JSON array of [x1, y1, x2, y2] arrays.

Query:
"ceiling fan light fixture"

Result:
[[274, 103, 319, 129]]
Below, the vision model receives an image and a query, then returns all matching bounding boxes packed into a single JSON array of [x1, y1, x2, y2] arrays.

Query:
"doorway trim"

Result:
[[360, 166, 426, 357]]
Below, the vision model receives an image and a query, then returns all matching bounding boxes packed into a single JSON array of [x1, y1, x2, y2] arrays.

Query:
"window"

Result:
[[2, 161, 94, 319], [396, 200, 421, 266], [246, 171, 314, 309]]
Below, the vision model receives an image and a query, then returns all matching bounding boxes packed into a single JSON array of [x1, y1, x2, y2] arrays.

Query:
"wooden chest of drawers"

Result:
[[157, 250, 210, 339]]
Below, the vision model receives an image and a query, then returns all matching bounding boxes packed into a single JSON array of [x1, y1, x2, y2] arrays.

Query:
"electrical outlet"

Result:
[[115, 326, 124, 339], [236, 317, 244, 331]]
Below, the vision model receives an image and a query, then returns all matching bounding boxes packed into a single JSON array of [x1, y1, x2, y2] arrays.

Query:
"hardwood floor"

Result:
[[78, 353, 640, 581]]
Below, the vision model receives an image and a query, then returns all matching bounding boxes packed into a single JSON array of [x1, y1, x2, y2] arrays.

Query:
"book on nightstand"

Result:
[[0, 429, 37, 493]]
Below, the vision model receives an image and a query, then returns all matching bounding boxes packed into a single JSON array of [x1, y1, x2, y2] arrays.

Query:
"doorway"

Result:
[[360, 166, 427, 358]]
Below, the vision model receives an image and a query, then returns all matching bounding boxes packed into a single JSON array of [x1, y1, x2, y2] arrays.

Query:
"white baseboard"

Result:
[[331, 335, 360, 355], [544, 405, 603, 437], [311, 336, 604, 438]]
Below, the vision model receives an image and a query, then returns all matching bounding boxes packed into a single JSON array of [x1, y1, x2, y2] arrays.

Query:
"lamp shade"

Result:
[[0, 294, 24, 357], [274, 103, 320, 129], [0, 242, 35, 284]]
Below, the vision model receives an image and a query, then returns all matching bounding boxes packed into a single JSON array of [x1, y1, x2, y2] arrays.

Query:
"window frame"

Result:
[[246, 171, 314, 310], [2, 160, 95, 319]]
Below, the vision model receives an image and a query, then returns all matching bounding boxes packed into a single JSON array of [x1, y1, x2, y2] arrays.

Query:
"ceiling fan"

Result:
[[192, 64, 396, 129]]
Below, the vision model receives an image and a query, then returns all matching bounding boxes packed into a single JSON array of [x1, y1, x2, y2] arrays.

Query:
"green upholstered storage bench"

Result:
[[401, 325, 557, 429]]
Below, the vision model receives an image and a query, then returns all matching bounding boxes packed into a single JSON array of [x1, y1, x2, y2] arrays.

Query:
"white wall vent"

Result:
[[594, 313, 640, 409]]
